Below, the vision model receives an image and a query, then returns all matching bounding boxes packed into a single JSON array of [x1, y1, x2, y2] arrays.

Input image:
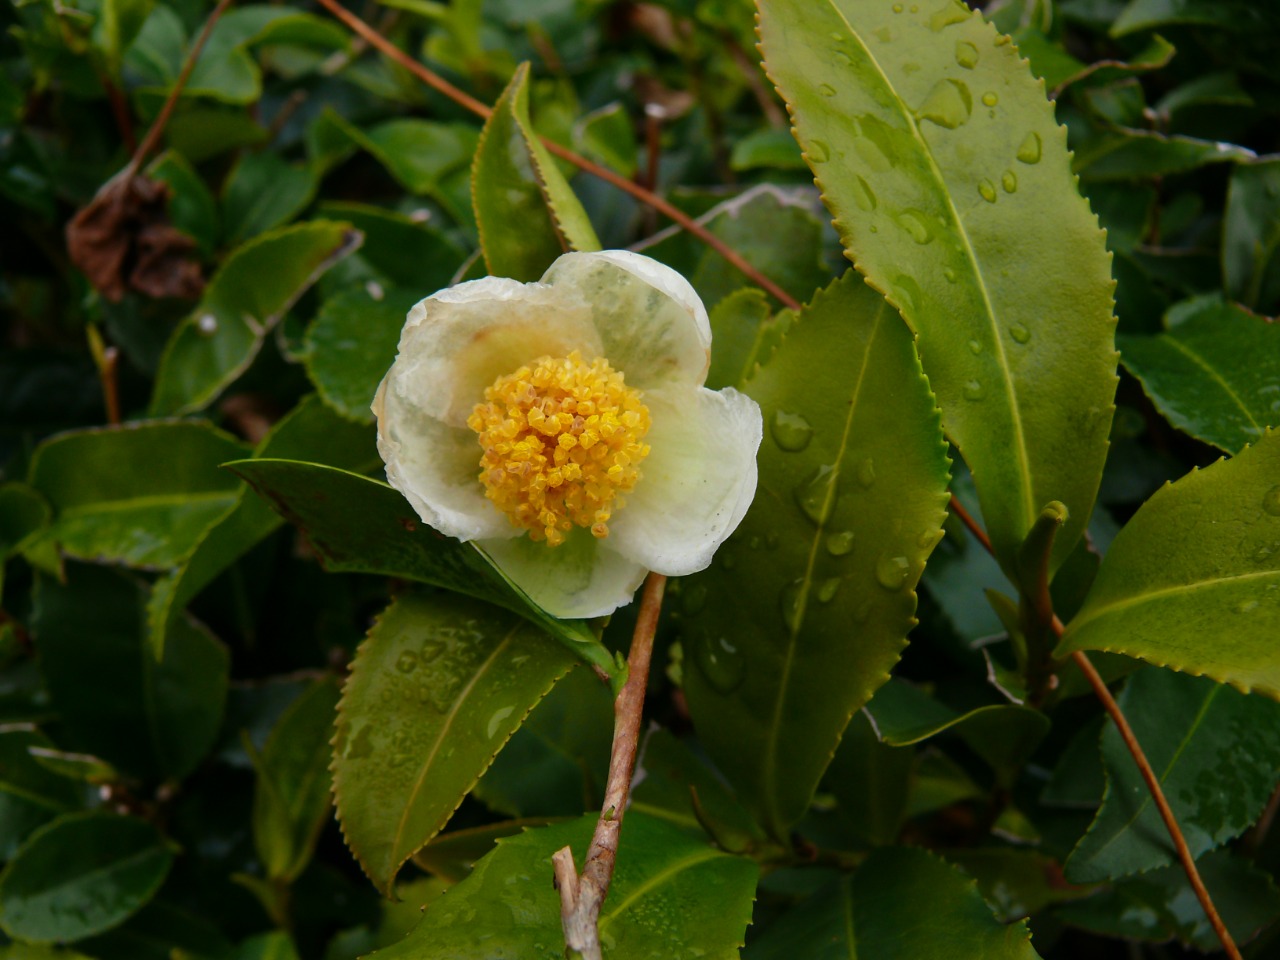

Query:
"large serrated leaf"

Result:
[[1119, 296, 1280, 454], [681, 273, 950, 839], [472, 61, 598, 281], [331, 590, 575, 895], [745, 846, 1041, 959], [225, 459, 614, 676], [150, 220, 361, 416], [1054, 430, 1280, 696], [759, 0, 1117, 575], [366, 813, 758, 959], [1064, 666, 1280, 883]]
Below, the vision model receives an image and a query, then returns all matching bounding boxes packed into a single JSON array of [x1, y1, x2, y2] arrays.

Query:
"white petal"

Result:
[[608, 386, 761, 576], [374, 377, 517, 541], [541, 251, 711, 391], [387, 276, 602, 427], [479, 531, 649, 619]]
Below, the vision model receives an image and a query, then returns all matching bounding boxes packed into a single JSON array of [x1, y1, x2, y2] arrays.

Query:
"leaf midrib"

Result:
[[818, 0, 1036, 531], [1160, 334, 1260, 433], [596, 847, 724, 933]]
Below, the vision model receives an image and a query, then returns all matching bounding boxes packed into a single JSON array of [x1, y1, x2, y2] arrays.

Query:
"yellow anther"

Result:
[[469, 351, 651, 545]]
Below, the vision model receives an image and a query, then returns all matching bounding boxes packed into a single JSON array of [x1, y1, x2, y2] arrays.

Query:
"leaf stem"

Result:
[[950, 495, 1242, 960], [554, 572, 667, 959], [309, 0, 802, 310]]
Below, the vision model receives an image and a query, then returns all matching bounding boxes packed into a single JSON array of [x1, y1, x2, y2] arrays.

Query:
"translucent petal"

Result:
[[385, 275, 602, 427], [479, 531, 649, 619], [608, 386, 762, 576], [542, 251, 711, 392], [374, 378, 517, 542]]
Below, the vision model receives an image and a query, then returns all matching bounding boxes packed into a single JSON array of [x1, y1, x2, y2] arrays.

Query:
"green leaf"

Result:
[[1223, 158, 1280, 314], [681, 273, 951, 839], [1119, 296, 1280, 453], [221, 151, 317, 246], [252, 677, 340, 883], [313, 202, 466, 290], [32, 564, 228, 782], [759, 0, 1117, 575], [1054, 430, 1280, 696], [571, 102, 637, 177], [366, 813, 758, 959], [745, 846, 1040, 959], [0, 812, 174, 944], [151, 220, 361, 416], [0, 482, 51, 560], [0, 726, 83, 813], [225, 458, 614, 676], [947, 848, 1094, 921], [472, 61, 598, 282], [28, 421, 249, 570], [703, 288, 785, 392], [1111, 0, 1255, 36], [92, 0, 155, 76], [1074, 129, 1256, 181], [1064, 666, 1280, 882], [146, 395, 376, 657], [825, 711, 913, 846], [304, 288, 421, 424], [730, 128, 808, 172], [1056, 850, 1280, 951], [412, 820, 554, 884], [331, 590, 576, 894], [147, 150, 218, 255]]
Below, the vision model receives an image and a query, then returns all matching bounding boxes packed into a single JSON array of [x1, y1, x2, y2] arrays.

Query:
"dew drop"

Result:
[[1002, 170, 1018, 193], [808, 139, 831, 162], [850, 175, 878, 211], [978, 179, 997, 203], [395, 651, 418, 674], [780, 579, 805, 632], [897, 208, 936, 244], [771, 409, 814, 451], [826, 530, 856, 556], [197, 314, 218, 336], [420, 638, 445, 662], [819, 83, 837, 97], [964, 379, 986, 401], [968, 339, 982, 354], [944, 267, 958, 283], [682, 582, 708, 617], [835, 51, 854, 67], [795, 464, 839, 525], [928, 1, 969, 30], [1263, 485, 1280, 517], [875, 554, 911, 590], [1009, 322, 1031, 344], [857, 457, 876, 488], [486, 706, 515, 739], [891, 274, 924, 314], [1016, 131, 1043, 164], [955, 40, 979, 68], [817, 578, 842, 604], [915, 78, 972, 129], [917, 528, 941, 549], [981, 91, 998, 107], [892, 2, 904, 11], [692, 633, 746, 693], [830, 31, 844, 41]]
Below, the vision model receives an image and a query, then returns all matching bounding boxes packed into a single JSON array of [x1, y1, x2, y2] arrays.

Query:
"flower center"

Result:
[[466, 351, 651, 547]]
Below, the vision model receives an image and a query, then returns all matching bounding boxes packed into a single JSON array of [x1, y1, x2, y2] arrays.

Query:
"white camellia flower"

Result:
[[372, 250, 762, 619]]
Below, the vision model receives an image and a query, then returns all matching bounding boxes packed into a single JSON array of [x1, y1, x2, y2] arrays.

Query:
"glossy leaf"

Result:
[[1111, 0, 1252, 36], [32, 564, 228, 781], [147, 150, 218, 255], [226, 458, 614, 675], [312, 202, 466, 290], [681, 273, 951, 839], [825, 711, 913, 846], [412, 820, 555, 884], [1055, 430, 1280, 695], [1065, 667, 1280, 882], [368, 813, 758, 959], [759, 0, 1117, 575], [220, 151, 317, 246], [150, 221, 361, 416], [28, 421, 248, 570], [472, 62, 598, 281], [252, 677, 340, 883], [704, 288, 776, 392], [331, 590, 575, 894], [745, 846, 1040, 959], [1119, 296, 1280, 453], [146, 395, 376, 656], [0, 727, 82, 814], [0, 812, 174, 943], [1222, 157, 1280, 313], [1074, 129, 1255, 182]]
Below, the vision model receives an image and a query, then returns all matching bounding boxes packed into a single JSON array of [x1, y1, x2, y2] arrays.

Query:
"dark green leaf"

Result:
[[572, 102, 637, 177], [0, 726, 82, 813], [948, 848, 1093, 921], [1065, 667, 1280, 882], [1074, 130, 1255, 182], [703, 288, 780, 391], [682, 273, 950, 838], [0, 813, 174, 943], [331, 590, 576, 894], [759, 0, 1118, 575], [1223, 158, 1280, 314], [825, 711, 913, 846], [147, 150, 218, 255], [221, 151, 317, 246], [368, 814, 758, 960], [313, 202, 466, 290], [1055, 430, 1280, 696], [1111, 0, 1257, 36]]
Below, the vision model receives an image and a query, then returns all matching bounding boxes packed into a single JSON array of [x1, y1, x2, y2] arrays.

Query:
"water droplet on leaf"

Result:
[[795, 464, 839, 525], [1017, 131, 1042, 164], [955, 40, 979, 68], [819, 83, 837, 97], [1002, 170, 1017, 193], [817, 578, 842, 603], [968, 339, 982, 354], [851, 175, 878, 211], [808, 139, 831, 162], [876, 554, 911, 590], [964, 379, 986, 401], [916, 78, 972, 129], [826, 530, 855, 556], [981, 91, 998, 107], [928, 1, 969, 30], [978, 179, 997, 203], [897, 208, 936, 244], [693, 634, 746, 693], [396, 652, 418, 674], [1009, 322, 1031, 343], [771, 409, 813, 451], [857, 458, 876, 488]]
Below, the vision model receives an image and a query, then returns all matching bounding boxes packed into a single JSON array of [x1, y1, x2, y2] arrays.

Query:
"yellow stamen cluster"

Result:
[[466, 351, 651, 546]]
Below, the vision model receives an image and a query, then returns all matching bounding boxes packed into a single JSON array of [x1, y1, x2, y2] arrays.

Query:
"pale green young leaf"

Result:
[[1055, 430, 1280, 696], [681, 273, 951, 839], [331, 590, 575, 894], [758, 0, 1117, 576]]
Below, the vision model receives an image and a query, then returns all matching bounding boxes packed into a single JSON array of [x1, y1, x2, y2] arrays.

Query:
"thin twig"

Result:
[[555, 573, 667, 959], [309, 0, 802, 310], [952, 492, 1241, 959]]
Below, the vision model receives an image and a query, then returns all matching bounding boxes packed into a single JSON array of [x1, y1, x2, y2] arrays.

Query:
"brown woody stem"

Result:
[[554, 572, 667, 959], [310, 0, 802, 311]]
